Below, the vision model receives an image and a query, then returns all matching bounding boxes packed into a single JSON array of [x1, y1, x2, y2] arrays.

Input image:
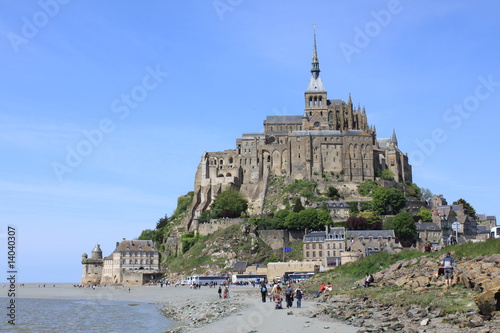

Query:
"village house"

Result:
[[415, 220, 442, 248], [315, 202, 351, 221]]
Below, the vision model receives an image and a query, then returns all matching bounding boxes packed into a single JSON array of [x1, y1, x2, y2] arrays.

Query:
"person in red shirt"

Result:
[[315, 282, 326, 297]]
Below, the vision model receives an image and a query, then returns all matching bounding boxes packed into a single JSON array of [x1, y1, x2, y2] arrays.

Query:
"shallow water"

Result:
[[1, 297, 175, 332]]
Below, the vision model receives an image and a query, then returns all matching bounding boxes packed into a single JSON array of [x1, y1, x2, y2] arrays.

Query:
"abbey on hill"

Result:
[[186, 31, 412, 230]]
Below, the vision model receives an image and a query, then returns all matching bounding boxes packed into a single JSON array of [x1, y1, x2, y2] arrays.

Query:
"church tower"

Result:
[[303, 26, 329, 130]]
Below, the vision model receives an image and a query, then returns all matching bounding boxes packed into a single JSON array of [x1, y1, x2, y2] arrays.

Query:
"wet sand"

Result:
[[3, 283, 359, 332]]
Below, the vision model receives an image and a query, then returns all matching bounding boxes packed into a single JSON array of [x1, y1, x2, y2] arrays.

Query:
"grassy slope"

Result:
[[300, 238, 500, 314]]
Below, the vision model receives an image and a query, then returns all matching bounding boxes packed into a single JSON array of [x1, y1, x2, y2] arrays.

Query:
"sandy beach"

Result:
[[3, 283, 359, 332]]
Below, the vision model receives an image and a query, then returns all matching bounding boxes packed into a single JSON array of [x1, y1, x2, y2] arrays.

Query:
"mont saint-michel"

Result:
[[184, 31, 411, 231]]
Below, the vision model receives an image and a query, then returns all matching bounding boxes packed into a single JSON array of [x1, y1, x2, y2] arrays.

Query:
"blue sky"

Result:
[[1, 1, 499, 283]]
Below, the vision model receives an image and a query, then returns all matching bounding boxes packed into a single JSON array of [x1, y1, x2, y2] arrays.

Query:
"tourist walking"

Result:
[[285, 282, 294, 308], [294, 284, 303, 308], [260, 281, 267, 302], [442, 252, 454, 288]]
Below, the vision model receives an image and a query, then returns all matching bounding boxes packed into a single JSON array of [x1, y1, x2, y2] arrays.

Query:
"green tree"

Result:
[[359, 201, 372, 212], [211, 188, 248, 218], [156, 215, 169, 229], [392, 212, 417, 246], [327, 186, 340, 199], [296, 209, 320, 229], [380, 169, 395, 181], [284, 211, 300, 230], [199, 210, 214, 223], [317, 209, 332, 227], [347, 201, 360, 215], [453, 198, 476, 218], [405, 182, 422, 199], [421, 187, 433, 202], [138, 229, 155, 240], [283, 208, 330, 230], [415, 206, 432, 222], [173, 192, 194, 217], [382, 216, 395, 230], [180, 231, 198, 253], [358, 180, 379, 196], [360, 212, 382, 230], [273, 209, 290, 229], [292, 197, 305, 213], [371, 187, 406, 215]]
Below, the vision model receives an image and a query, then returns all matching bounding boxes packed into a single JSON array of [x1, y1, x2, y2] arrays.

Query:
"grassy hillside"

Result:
[[301, 238, 500, 314]]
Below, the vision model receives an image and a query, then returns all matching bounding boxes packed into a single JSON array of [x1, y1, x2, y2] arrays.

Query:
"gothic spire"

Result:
[[311, 24, 320, 79], [306, 25, 326, 93], [391, 129, 398, 147]]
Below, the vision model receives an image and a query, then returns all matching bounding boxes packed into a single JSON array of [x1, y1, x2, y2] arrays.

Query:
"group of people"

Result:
[[259, 281, 303, 309], [315, 282, 332, 297], [255, 253, 456, 310], [217, 285, 230, 298]]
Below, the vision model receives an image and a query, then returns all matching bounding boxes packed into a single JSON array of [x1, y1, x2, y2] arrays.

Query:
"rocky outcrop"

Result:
[[321, 253, 500, 330], [312, 293, 499, 332], [365, 254, 500, 294]]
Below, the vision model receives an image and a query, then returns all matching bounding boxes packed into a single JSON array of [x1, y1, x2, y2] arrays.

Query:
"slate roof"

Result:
[[347, 230, 395, 238], [329, 99, 346, 106], [264, 116, 303, 124], [241, 133, 265, 139], [233, 261, 248, 273], [316, 202, 350, 209], [114, 239, 157, 253], [415, 222, 441, 231], [377, 138, 391, 148], [306, 75, 326, 92], [304, 231, 326, 242]]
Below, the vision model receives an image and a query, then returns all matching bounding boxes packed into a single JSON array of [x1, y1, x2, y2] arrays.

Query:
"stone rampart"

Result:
[[197, 218, 244, 236]]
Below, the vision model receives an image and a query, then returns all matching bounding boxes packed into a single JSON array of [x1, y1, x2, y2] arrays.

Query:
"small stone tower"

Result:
[[91, 244, 103, 260], [81, 244, 103, 285]]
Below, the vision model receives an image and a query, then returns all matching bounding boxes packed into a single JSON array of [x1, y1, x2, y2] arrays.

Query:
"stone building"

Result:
[[428, 194, 448, 209], [432, 204, 477, 243], [185, 31, 412, 231], [315, 202, 351, 221], [415, 220, 442, 245], [81, 239, 162, 286], [345, 230, 399, 258], [81, 244, 104, 285], [303, 226, 346, 267]]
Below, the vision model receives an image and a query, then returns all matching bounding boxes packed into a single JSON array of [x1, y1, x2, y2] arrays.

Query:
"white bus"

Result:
[[491, 226, 500, 239], [187, 275, 229, 285], [232, 274, 267, 284]]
